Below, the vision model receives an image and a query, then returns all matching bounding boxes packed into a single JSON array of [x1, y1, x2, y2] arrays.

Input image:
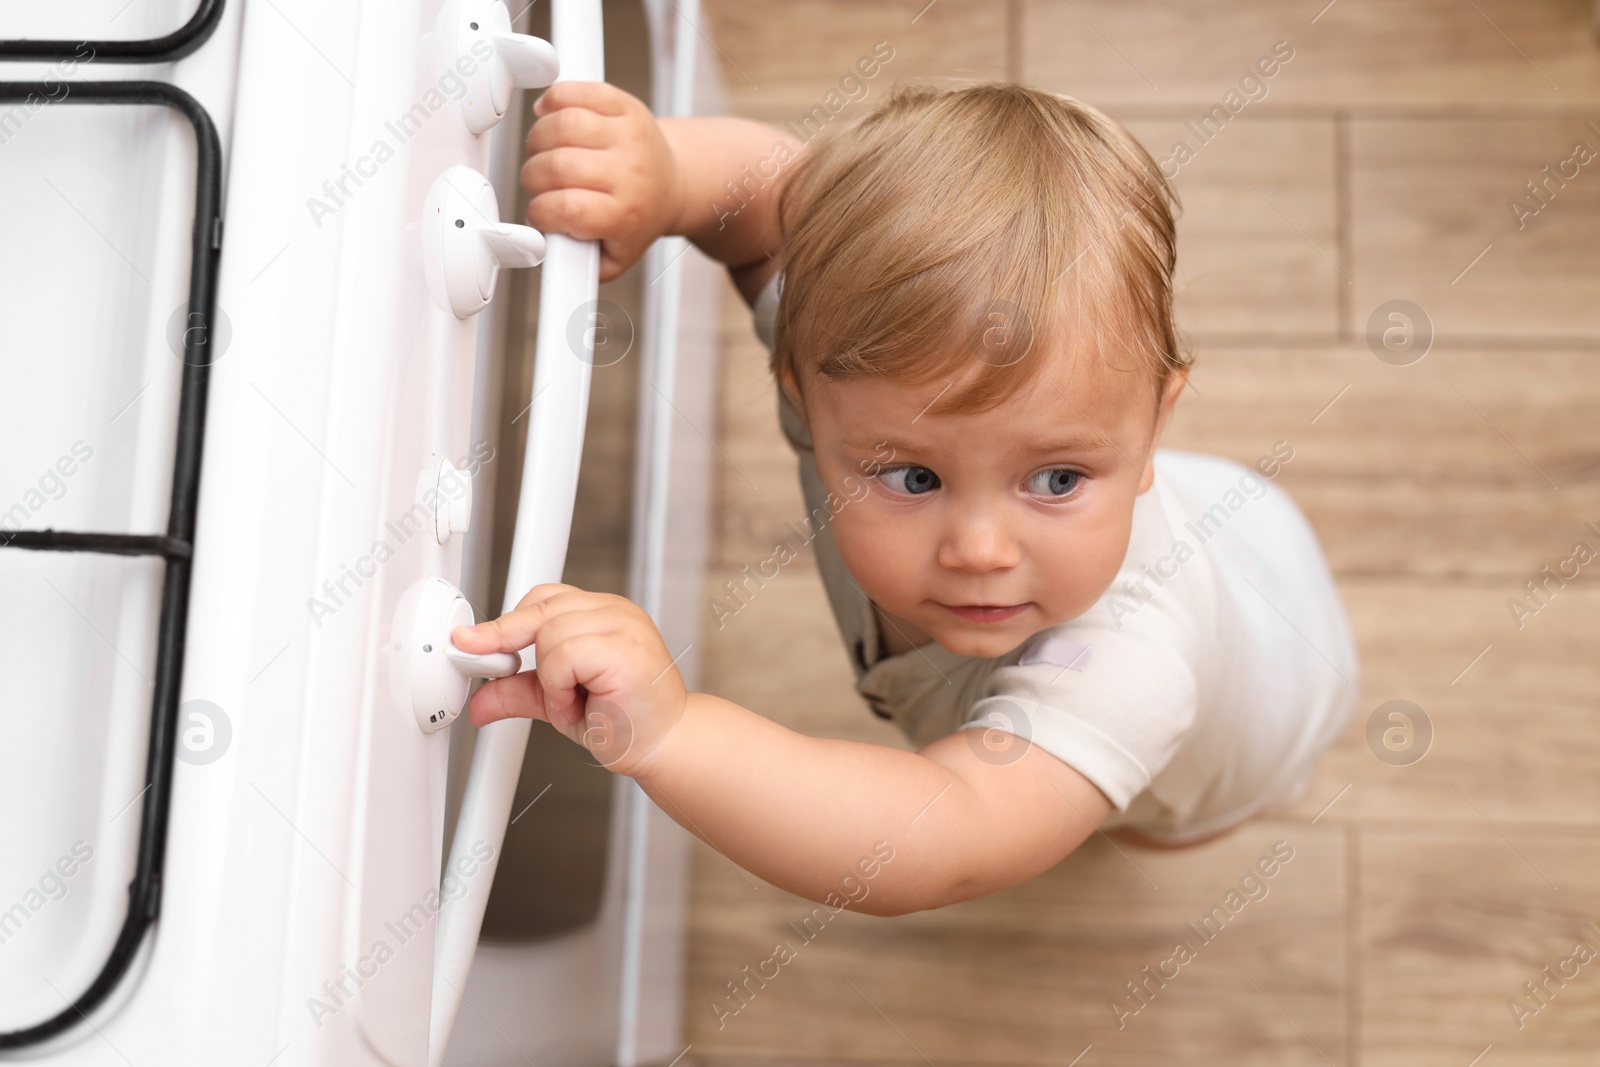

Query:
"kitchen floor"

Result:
[[682, 2, 1600, 1065]]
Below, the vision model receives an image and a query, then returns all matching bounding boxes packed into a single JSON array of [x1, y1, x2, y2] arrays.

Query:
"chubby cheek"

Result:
[[1038, 516, 1131, 625], [1043, 537, 1132, 620], [829, 501, 923, 609]]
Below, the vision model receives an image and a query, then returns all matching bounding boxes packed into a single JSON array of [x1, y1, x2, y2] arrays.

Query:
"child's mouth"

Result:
[[936, 602, 1030, 623]]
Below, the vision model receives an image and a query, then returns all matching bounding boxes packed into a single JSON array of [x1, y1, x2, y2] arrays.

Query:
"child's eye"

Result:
[[878, 465, 940, 495], [1027, 468, 1083, 499]]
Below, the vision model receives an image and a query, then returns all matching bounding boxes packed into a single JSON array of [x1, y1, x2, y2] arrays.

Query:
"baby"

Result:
[[451, 79, 1360, 916]]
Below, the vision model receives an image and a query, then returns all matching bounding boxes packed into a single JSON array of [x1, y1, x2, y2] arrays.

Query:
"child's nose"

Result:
[[936, 513, 1021, 572]]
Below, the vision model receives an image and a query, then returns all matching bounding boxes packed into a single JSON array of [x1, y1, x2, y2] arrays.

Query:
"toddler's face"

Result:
[[789, 344, 1184, 659]]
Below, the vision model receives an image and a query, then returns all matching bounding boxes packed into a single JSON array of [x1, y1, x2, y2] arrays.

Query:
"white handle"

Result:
[[421, 166, 547, 318], [493, 31, 559, 87], [443, 643, 520, 679], [458, 0, 562, 134], [480, 220, 546, 269], [428, 1, 605, 1062]]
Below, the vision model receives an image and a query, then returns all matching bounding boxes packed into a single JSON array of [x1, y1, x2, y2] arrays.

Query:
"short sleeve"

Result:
[[956, 624, 1198, 813], [751, 268, 783, 353]]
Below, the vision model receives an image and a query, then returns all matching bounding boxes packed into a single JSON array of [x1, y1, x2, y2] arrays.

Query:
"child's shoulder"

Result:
[[1149, 446, 1297, 508]]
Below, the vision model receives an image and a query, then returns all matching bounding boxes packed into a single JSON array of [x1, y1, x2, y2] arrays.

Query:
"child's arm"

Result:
[[636, 691, 1115, 916], [454, 584, 1116, 917], [522, 81, 802, 307]]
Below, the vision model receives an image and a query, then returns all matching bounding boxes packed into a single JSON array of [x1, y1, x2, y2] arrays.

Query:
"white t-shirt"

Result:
[[752, 271, 1360, 839]]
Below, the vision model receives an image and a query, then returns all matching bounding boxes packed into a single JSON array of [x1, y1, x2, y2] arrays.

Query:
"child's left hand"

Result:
[[450, 583, 688, 779]]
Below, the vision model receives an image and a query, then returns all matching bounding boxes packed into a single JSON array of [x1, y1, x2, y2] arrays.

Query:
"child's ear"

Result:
[[778, 363, 808, 422], [1137, 365, 1189, 495]]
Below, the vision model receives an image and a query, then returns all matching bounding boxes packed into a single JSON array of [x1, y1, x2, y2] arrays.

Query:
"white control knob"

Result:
[[390, 577, 522, 733], [434, 457, 473, 543], [421, 166, 546, 318], [457, 0, 560, 134]]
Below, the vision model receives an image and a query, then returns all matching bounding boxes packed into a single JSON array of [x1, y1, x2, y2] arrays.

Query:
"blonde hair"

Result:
[[772, 81, 1188, 415]]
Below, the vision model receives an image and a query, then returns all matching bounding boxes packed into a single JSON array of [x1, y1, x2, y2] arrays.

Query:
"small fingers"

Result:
[[468, 670, 549, 727], [597, 247, 627, 283], [530, 629, 623, 721], [451, 584, 569, 653], [468, 661, 591, 733], [451, 605, 539, 651], [526, 103, 613, 153], [522, 604, 621, 660], [520, 146, 617, 197], [513, 582, 579, 612], [532, 80, 638, 120], [453, 588, 624, 663], [525, 188, 621, 241]]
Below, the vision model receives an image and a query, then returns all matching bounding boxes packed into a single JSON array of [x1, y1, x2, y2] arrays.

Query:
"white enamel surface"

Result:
[[0, 0, 241, 1049], [0, 0, 716, 1063]]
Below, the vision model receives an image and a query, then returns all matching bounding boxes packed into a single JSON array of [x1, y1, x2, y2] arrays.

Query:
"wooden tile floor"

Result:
[[680, 2, 1600, 1064]]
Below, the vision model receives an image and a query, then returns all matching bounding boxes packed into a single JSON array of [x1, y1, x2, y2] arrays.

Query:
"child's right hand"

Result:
[[521, 81, 685, 282], [454, 583, 689, 781]]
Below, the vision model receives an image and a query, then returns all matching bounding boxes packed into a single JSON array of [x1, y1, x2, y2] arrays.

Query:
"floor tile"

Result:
[[1351, 117, 1600, 341], [686, 823, 1347, 1066], [1164, 345, 1600, 581], [1123, 117, 1340, 339], [704, 0, 1009, 116], [1360, 825, 1600, 1066], [1295, 582, 1600, 828], [1021, 0, 1600, 110]]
